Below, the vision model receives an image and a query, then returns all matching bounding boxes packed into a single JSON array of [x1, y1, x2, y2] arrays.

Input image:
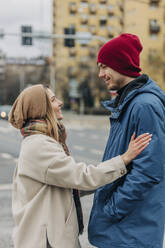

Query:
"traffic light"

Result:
[[64, 27, 75, 47], [21, 26, 33, 46]]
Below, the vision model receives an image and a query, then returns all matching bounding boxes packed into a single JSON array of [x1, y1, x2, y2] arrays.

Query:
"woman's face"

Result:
[[47, 89, 63, 120]]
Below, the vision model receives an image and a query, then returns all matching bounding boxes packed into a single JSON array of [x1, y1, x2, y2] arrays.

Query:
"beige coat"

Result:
[[12, 134, 126, 248]]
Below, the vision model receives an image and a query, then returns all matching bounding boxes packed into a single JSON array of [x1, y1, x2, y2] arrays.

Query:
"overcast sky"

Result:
[[0, 0, 52, 58]]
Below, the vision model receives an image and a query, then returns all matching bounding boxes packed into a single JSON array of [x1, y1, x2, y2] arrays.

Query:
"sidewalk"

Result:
[[0, 113, 109, 248]]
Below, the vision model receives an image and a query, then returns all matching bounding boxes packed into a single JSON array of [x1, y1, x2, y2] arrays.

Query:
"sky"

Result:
[[0, 0, 52, 58]]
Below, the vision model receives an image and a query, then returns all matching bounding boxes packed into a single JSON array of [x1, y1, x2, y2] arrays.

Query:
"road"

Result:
[[0, 114, 164, 248], [0, 114, 109, 248]]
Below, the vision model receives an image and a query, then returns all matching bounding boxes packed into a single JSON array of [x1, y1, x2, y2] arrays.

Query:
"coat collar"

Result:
[[102, 76, 163, 119]]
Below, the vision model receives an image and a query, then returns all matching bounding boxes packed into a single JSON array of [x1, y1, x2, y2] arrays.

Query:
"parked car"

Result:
[[0, 105, 12, 120]]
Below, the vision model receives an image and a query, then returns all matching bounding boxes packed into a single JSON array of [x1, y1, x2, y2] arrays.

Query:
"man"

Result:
[[88, 33, 165, 248]]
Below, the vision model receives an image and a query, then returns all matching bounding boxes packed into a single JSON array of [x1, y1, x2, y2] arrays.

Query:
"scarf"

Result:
[[21, 119, 84, 235]]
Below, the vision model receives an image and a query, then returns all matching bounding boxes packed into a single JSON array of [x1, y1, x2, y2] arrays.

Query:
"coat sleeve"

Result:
[[103, 102, 165, 222], [19, 135, 127, 190]]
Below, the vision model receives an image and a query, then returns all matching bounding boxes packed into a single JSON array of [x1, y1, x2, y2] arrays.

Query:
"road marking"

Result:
[[0, 153, 18, 164], [1, 153, 13, 159], [0, 184, 12, 191]]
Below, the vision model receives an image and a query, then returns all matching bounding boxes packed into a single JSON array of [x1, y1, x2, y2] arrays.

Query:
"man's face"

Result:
[[98, 63, 126, 91]]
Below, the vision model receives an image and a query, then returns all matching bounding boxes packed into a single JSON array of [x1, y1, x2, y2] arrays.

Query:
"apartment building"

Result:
[[124, 0, 165, 90], [52, 0, 165, 108]]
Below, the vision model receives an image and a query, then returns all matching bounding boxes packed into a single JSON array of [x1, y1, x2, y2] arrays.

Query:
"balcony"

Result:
[[80, 56, 89, 68], [149, 20, 160, 33], [118, 16, 124, 26], [89, 3, 97, 14], [108, 9, 114, 17], [69, 2, 77, 14], [107, 26, 114, 38], [68, 66, 77, 77], [80, 14, 88, 24], [89, 25, 97, 35], [119, 5, 124, 12], [89, 46, 96, 58], [69, 48, 77, 57]]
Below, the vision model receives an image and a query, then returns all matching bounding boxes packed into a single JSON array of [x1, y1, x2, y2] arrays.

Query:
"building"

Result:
[[123, 0, 165, 90], [52, 0, 165, 110], [0, 56, 50, 105]]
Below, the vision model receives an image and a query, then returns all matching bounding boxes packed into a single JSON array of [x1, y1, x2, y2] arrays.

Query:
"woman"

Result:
[[9, 84, 151, 248]]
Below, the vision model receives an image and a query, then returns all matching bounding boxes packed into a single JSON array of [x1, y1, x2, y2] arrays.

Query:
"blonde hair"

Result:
[[44, 86, 59, 142]]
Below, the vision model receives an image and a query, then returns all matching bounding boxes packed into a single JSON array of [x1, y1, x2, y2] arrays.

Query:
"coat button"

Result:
[[120, 169, 125, 175]]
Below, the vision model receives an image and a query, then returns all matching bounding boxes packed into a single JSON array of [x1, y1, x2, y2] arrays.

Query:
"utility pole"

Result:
[[0, 50, 6, 104], [50, 57, 55, 92], [19, 69, 25, 93]]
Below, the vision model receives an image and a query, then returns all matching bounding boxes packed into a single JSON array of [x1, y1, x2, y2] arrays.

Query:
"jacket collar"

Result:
[[102, 75, 161, 119]]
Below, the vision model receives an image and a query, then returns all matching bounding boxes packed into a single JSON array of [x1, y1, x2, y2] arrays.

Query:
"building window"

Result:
[[80, 14, 88, 24], [107, 5, 115, 16], [107, 26, 114, 39], [148, 48, 157, 59], [68, 66, 77, 77], [89, 25, 97, 35], [148, 49, 161, 67], [149, 19, 160, 34], [99, 0, 107, 4], [69, 48, 76, 57], [80, 56, 89, 68], [150, 0, 160, 8], [69, 2, 77, 14], [64, 26, 76, 48], [89, 3, 97, 14], [100, 16, 107, 26], [118, 16, 124, 26], [81, 44, 88, 51], [89, 46, 96, 58]]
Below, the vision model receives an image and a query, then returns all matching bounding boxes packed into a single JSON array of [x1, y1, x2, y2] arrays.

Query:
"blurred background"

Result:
[[0, 0, 165, 247], [0, 0, 164, 115]]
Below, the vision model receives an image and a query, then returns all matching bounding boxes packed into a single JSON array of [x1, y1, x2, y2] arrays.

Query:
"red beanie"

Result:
[[97, 33, 143, 77]]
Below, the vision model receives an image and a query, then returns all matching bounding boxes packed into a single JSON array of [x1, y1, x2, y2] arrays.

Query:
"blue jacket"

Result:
[[88, 77, 165, 248]]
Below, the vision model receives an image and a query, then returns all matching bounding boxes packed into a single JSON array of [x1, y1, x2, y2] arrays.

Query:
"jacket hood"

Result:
[[102, 77, 165, 118]]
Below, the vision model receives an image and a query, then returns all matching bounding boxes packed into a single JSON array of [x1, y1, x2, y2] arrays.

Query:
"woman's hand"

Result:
[[121, 132, 152, 165]]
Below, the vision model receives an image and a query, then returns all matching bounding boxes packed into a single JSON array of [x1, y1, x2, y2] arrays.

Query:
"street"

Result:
[[0, 114, 164, 248], [0, 114, 109, 248]]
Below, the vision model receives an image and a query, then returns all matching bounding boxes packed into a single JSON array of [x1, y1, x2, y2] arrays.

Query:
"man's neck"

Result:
[[117, 77, 136, 96], [122, 76, 136, 88]]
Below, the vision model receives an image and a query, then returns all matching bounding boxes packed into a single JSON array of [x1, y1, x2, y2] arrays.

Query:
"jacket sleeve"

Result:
[[103, 102, 165, 222], [19, 135, 127, 190]]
